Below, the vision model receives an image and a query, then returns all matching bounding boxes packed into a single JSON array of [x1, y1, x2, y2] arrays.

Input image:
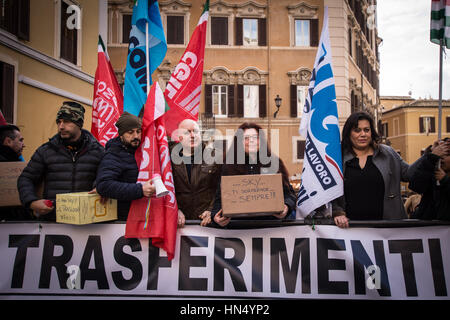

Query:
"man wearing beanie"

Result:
[[96, 112, 155, 221], [18, 101, 104, 220]]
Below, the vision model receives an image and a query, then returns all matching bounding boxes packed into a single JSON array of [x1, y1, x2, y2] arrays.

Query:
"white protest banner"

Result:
[[0, 223, 449, 300]]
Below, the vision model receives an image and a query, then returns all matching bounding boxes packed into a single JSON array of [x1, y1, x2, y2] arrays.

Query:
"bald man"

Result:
[[171, 119, 222, 227]]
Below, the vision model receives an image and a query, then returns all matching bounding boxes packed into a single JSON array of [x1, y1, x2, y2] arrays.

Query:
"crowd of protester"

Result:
[[1, 103, 449, 225]]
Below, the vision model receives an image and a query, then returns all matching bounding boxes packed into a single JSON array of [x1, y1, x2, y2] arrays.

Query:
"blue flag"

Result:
[[296, 6, 343, 218], [124, 0, 167, 116]]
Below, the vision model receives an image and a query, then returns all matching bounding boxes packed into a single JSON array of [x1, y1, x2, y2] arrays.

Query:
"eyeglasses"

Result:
[[244, 135, 258, 141]]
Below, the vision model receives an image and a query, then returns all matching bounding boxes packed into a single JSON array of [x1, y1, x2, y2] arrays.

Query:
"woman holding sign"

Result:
[[211, 122, 296, 227], [333, 112, 410, 228]]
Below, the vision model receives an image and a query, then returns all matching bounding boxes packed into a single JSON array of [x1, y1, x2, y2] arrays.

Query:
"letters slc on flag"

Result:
[[125, 82, 178, 261], [124, 0, 167, 116], [91, 35, 123, 146], [296, 7, 343, 218], [431, 0, 450, 49], [163, 0, 209, 137]]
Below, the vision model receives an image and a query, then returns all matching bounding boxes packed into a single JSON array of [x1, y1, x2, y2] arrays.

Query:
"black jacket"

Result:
[[17, 130, 104, 221], [0, 145, 21, 162], [408, 152, 450, 221], [96, 137, 143, 221]]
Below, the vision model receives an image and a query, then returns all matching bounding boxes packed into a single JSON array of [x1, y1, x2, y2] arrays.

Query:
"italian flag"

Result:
[[431, 0, 450, 49], [91, 35, 123, 146], [162, 0, 209, 138], [125, 82, 178, 261]]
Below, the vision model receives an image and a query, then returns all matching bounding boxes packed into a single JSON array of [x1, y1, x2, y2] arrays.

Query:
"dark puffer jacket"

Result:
[[408, 152, 450, 221], [0, 145, 21, 162], [96, 137, 143, 221], [17, 130, 104, 221]]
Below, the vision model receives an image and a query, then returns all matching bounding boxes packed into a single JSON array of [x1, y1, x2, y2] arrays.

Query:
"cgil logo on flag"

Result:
[[163, 0, 209, 137], [296, 7, 343, 218]]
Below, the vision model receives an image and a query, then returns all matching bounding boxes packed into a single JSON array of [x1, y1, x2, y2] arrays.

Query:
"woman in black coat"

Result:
[[211, 122, 296, 227]]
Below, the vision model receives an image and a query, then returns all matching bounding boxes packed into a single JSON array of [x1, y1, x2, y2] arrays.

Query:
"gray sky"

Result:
[[377, 0, 450, 99]]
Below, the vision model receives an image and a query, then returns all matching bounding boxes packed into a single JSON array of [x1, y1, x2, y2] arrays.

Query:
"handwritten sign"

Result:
[[221, 174, 284, 217], [0, 162, 26, 207], [56, 192, 117, 225]]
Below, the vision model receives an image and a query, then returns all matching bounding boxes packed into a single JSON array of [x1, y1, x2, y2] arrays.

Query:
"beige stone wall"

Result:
[[0, 0, 102, 160], [382, 106, 450, 164]]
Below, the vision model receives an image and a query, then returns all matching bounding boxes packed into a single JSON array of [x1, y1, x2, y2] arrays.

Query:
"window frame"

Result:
[[294, 19, 310, 47], [55, 0, 82, 67], [296, 85, 308, 118], [242, 18, 258, 47], [292, 136, 306, 164], [243, 85, 259, 118], [210, 16, 229, 46], [212, 84, 228, 118]]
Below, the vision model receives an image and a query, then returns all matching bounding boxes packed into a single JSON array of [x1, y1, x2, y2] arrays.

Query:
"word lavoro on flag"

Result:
[[296, 7, 343, 218]]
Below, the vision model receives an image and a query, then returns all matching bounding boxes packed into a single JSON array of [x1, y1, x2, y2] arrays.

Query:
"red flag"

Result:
[[162, 3, 209, 138], [0, 110, 7, 125], [91, 35, 123, 146], [125, 82, 178, 261]]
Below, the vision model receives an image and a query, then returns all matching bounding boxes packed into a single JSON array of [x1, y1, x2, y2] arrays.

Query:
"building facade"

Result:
[[0, 0, 107, 160], [381, 98, 450, 164], [109, 0, 381, 185]]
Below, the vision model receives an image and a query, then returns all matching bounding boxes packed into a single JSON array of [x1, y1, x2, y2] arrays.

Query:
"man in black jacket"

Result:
[[17, 102, 104, 221], [408, 138, 450, 221], [0, 124, 25, 162], [96, 112, 155, 221]]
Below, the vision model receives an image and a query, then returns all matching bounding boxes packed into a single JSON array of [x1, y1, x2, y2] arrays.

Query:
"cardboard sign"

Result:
[[221, 174, 284, 217], [0, 162, 26, 207], [56, 192, 117, 225]]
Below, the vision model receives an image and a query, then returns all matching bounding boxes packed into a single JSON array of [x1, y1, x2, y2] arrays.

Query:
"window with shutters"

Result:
[[288, 68, 311, 118], [292, 137, 306, 163], [0, 61, 15, 124], [419, 116, 436, 134], [288, 3, 319, 47], [234, 2, 267, 47], [121, 13, 132, 44], [59, 0, 80, 65], [160, 1, 191, 46], [296, 85, 308, 117], [393, 118, 400, 136], [0, 0, 29, 41], [212, 85, 228, 117], [447, 116, 450, 133], [167, 15, 184, 44], [211, 16, 228, 45], [381, 122, 388, 138]]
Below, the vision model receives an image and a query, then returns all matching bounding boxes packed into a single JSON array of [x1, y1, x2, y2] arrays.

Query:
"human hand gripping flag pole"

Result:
[[296, 7, 344, 218]]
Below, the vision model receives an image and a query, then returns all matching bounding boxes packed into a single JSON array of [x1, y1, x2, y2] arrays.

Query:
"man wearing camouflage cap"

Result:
[[18, 101, 104, 220]]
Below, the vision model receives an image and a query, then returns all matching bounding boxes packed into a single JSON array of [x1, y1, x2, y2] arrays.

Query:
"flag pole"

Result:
[[438, 39, 443, 140], [146, 22, 150, 96]]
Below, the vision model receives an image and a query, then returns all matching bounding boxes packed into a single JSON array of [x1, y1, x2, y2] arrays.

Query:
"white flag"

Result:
[[296, 7, 344, 218]]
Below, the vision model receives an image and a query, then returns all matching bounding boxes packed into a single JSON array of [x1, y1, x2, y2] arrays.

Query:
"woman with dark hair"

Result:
[[211, 122, 296, 227], [333, 111, 410, 228]]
